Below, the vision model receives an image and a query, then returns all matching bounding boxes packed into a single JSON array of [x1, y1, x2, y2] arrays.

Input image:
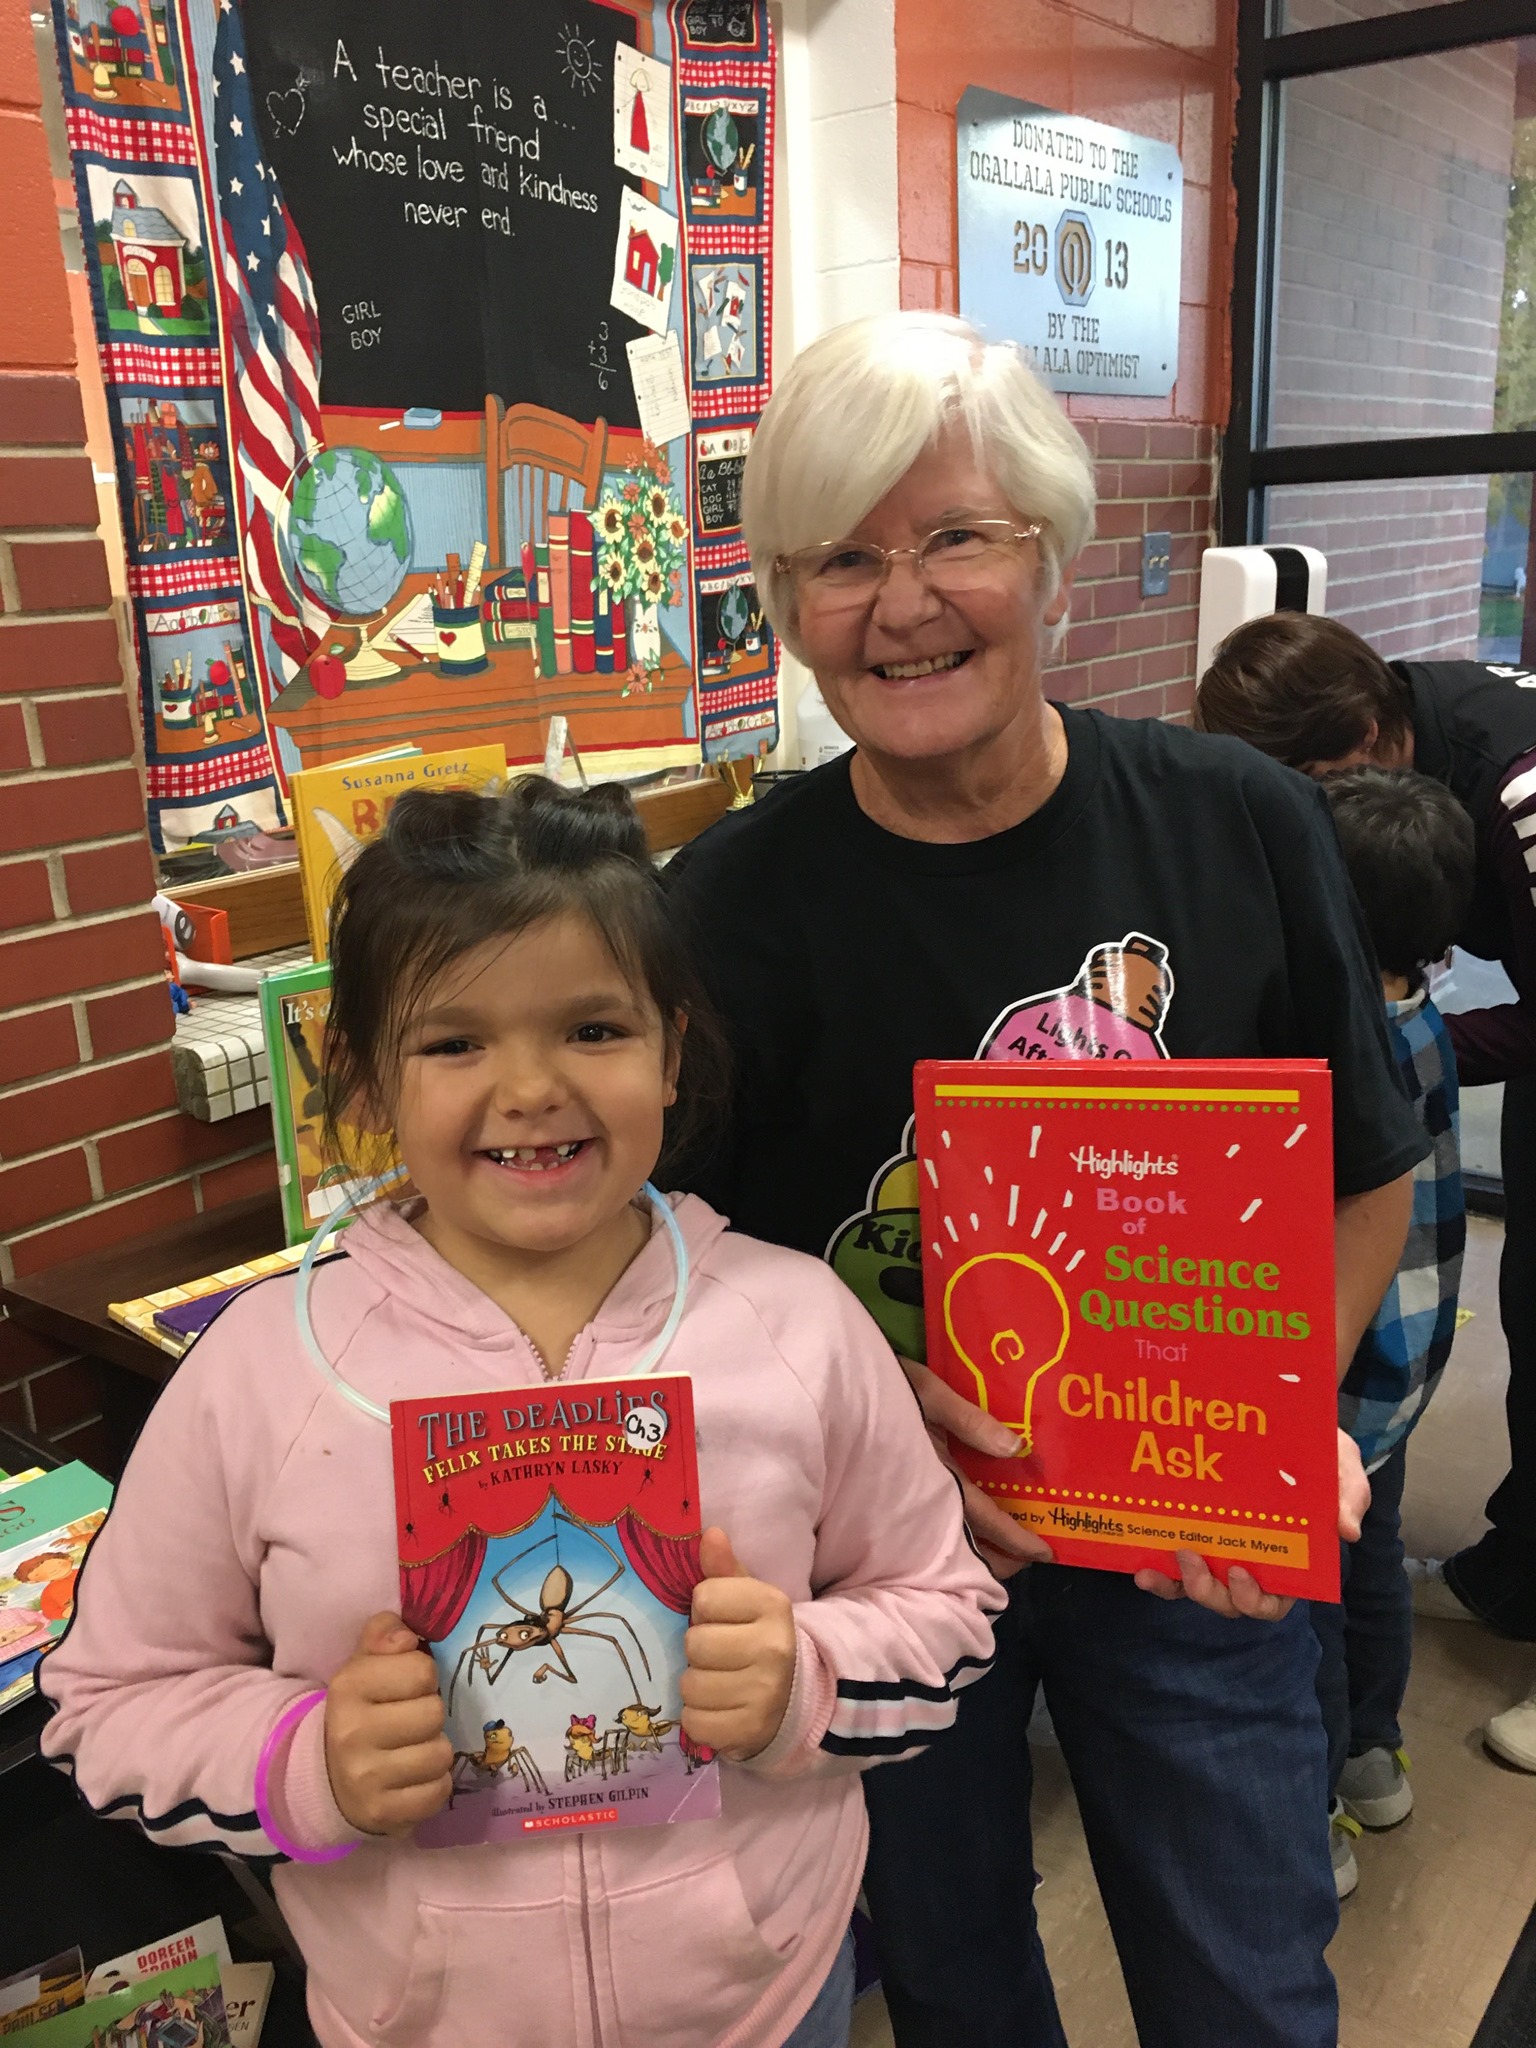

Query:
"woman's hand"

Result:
[[682, 1528, 797, 1760], [897, 1356, 1053, 1580], [1132, 1430, 1369, 1621], [324, 1612, 454, 1837]]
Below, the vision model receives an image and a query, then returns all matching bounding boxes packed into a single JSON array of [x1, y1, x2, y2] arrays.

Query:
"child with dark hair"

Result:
[[1313, 767, 1475, 1899], [39, 776, 1000, 2048]]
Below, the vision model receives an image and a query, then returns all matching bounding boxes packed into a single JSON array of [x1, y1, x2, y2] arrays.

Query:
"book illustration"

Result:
[[0, 1949, 84, 2036], [612, 40, 670, 184], [0, 1466, 113, 1670], [981, 932, 1175, 1063], [7, 1952, 229, 2047], [392, 1376, 720, 1846], [259, 961, 412, 1246], [915, 1060, 1340, 1601]]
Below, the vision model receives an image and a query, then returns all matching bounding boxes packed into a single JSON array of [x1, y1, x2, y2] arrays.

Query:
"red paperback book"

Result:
[[392, 1375, 721, 1846], [914, 1060, 1340, 1601], [548, 513, 573, 674]]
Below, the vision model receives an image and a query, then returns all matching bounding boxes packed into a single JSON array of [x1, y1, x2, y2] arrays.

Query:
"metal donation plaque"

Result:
[[957, 86, 1183, 399]]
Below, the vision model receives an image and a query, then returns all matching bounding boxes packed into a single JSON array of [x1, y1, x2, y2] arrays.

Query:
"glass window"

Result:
[[1281, 0, 1475, 29], [1266, 40, 1536, 445], [1263, 471, 1531, 664]]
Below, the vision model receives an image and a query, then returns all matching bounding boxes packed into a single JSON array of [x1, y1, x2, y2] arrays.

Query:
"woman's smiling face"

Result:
[[792, 424, 1070, 767]]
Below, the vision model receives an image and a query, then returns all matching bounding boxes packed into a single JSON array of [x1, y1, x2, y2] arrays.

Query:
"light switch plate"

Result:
[[1141, 531, 1172, 599]]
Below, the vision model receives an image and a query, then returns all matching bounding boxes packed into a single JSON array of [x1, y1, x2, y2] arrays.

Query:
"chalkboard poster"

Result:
[[696, 425, 750, 536], [244, 0, 648, 420]]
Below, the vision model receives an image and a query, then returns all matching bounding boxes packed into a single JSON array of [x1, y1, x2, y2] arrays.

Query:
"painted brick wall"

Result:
[[0, 0, 276, 1469], [893, 0, 1236, 720]]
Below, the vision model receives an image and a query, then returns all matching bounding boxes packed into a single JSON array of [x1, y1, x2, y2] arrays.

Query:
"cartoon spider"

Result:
[[450, 1718, 546, 1805], [448, 1515, 653, 1711]]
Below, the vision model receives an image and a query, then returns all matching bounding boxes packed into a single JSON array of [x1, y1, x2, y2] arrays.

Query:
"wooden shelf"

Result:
[[172, 775, 734, 959]]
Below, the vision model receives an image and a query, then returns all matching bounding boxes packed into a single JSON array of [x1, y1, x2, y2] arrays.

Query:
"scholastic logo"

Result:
[[1070, 1146, 1178, 1181], [522, 1808, 619, 1832]]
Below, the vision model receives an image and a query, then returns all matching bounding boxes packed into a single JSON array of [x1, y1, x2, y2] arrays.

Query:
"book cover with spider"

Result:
[[391, 1373, 721, 1846], [915, 1060, 1340, 1603]]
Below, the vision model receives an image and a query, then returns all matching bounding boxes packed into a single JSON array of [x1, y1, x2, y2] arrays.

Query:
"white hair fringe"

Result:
[[743, 311, 1098, 660]]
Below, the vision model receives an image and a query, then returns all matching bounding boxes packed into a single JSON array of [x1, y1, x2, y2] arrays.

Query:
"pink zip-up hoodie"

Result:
[[40, 1196, 1001, 2048]]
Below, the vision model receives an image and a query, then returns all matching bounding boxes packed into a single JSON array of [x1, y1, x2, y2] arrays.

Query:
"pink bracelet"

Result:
[[253, 1689, 356, 1865]]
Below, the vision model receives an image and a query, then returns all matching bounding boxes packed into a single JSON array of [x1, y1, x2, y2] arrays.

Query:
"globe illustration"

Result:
[[278, 445, 412, 621]]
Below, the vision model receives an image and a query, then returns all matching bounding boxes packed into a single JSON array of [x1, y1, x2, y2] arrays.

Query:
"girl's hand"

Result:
[[1133, 1551, 1295, 1623], [324, 1612, 454, 1837], [682, 1529, 796, 1761]]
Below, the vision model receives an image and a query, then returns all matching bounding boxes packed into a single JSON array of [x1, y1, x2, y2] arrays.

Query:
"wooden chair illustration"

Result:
[[484, 397, 608, 571]]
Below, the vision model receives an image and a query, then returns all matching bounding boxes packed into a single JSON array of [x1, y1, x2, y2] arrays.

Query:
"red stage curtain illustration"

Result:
[[400, 1530, 488, 1642], [617, 1513, 701, 1613]]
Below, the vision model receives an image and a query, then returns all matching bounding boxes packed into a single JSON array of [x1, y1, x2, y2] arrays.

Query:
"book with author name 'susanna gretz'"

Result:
[[915, 1060, 1340, 1602], [391, 1375, 721, 1848]]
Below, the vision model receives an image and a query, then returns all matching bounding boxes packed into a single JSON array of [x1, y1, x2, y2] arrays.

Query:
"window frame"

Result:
[[1223, 0, 1536, 547]]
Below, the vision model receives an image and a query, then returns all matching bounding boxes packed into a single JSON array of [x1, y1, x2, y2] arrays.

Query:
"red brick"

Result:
[[0, 767, 148, 855], [8, 1178, 197, 1278], [10, 539, 112, 615], [0, 857, 54, 933], [1098, 683, 1171, 721], [199, 1147, 280, 1210], [97, 1106, 272, 1196], [35, 693, 135, 770], [1089, 577, 1144, 620], [1147, 422, 1202, 458], [0, 702, 28, 772], [0, 455, 98, 530], [0, 376, 86, 447], [28, 1355, 102, 1436], [0, 1379, 29, 1436], [1084, 652, 1143, 696], [62, 838, 155, 918], [1064, 619, 1118, 663], [46, 1414, 115, 1472], [1118, 612, 1171, 654], [1094, 423, 1149, 460], [1142, 644, 1195, 688], [0, 1146, 93, 1233], [0, 1316, 72, 1385], [0, 617, 122, 693], [85, 979, 174, 1060], [0, 1005, 79, 1087], [0, 1047, 176, 1158], [1096, 502, 1143, 540]]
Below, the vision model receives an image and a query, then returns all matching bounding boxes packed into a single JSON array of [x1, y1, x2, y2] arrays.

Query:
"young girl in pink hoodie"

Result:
[[40, 778, 1001, 2048]]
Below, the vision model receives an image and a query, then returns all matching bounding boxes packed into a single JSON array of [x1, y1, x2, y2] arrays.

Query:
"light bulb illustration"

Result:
[[981, 930, 1174, 1063], [942, 1251, 1072, 1456]]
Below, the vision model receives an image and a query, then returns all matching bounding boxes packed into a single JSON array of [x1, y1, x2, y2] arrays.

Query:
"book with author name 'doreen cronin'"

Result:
[[914, 1060, 1340, 1602], [392, 1375, 721, 1847]]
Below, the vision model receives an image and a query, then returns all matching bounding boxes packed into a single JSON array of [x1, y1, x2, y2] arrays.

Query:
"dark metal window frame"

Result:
[[1222, 0, 1536, 548]]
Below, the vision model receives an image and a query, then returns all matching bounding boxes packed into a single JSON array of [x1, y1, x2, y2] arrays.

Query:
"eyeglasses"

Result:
[[775, 520, 1044, 615]]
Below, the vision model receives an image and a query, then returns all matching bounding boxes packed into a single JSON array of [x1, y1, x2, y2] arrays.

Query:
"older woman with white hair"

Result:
[[667, 312, 1420, 2048]]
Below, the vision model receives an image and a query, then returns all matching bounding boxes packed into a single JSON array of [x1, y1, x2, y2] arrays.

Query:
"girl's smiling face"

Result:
[[388, 912, 678, 1272]]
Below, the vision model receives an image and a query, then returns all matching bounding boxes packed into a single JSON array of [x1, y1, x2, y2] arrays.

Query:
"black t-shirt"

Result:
[[666, 708, 1426, 1361]]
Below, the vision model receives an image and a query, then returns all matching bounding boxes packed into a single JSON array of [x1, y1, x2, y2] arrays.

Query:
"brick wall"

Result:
[[1263, 34, 1517, 658], [0, 0, 275, 1467], [893, 0, 1235, 720]]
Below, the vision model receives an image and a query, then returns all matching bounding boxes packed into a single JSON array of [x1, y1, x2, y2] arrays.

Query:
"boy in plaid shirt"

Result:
[[1313, 767, 1474, 1899]]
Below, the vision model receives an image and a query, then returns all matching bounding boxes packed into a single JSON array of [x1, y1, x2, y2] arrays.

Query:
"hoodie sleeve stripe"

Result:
[[822, 1651, 993, 1754]]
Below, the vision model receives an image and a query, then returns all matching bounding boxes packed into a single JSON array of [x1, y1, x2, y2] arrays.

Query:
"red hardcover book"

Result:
[[914, 1060, 1339, 1601], [548, 513, 573, 674], [392, 1376, 721, 1846], [569, 511, 596, 674]]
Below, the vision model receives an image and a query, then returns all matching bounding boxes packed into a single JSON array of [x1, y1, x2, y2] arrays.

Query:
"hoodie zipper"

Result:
[[578, 1838, 603, 2047]]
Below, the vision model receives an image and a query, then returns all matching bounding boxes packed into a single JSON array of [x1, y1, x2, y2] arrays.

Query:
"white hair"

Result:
[[743, 312, 1097, 659]]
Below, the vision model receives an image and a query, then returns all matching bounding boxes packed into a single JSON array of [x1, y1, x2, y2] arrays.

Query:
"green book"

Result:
[[259, 959, 411, 1247], [534, 539, 558, 679], [8, 1952, 228, 2046]]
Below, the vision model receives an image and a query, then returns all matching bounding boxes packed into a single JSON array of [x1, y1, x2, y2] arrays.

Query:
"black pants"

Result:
[[1446, 1073, 1536, 1638]]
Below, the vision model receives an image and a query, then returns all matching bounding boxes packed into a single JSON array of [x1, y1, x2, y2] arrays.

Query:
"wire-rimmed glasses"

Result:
[[775, 519, 1044, 616]]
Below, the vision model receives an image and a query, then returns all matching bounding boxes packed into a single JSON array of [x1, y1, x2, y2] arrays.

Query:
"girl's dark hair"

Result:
[[1195, 613, 1414, 769], [1320, 767, 1475, 978], [322, 777, 728, 1180]]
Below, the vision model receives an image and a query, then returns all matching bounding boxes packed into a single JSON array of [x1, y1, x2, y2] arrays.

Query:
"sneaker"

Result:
[[1329, 1799, 1360, 1900], [1485, 1689, 1536, 1772], [1338, 1746, 1413, 1828], [1405, 1557, 1479, 1622]]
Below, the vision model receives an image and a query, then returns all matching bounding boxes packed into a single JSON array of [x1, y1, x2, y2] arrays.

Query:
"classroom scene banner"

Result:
[[50, 0, 777, 851]]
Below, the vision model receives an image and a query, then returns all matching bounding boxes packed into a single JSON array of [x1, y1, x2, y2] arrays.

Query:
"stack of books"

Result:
[[519, 513, 632, 680], [0, 1917, 272, 2044], [0, 1461, 113, 1716]]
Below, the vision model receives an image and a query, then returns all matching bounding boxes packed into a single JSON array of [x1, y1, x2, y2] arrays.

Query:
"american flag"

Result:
[[210, 0, 326, 674]]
